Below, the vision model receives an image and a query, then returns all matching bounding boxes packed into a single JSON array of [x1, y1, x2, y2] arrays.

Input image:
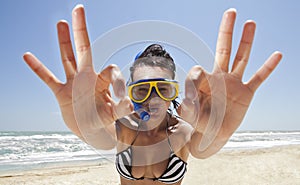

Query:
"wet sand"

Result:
[[1, 145, 299, 185]]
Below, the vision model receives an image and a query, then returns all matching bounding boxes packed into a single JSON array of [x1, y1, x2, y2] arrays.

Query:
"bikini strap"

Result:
[[130, 120, 141, 145], [165, 113, 175, 153]]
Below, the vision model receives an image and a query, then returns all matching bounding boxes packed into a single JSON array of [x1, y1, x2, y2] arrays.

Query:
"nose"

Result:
[[143, 87, 164, 105], [142, 88, 167, 114], [148, 87, 159, 99]]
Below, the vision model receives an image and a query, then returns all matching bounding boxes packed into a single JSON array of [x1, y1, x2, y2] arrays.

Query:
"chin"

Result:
[[148, 111, 167, 121]]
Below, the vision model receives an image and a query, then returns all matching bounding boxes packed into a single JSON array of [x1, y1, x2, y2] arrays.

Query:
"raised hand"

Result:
[[23, 5, 132, 148], [179, 9, 282, 158]]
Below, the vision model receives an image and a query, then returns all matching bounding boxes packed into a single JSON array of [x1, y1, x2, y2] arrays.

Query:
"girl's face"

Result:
[[132, 66, 173, 123]]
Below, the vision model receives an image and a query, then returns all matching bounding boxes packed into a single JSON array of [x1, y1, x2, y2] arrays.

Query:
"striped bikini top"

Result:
[[115, 121, 187, 184]]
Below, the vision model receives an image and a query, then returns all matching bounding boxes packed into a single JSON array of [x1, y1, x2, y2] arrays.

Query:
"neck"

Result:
[[143, 113, 169, 136]]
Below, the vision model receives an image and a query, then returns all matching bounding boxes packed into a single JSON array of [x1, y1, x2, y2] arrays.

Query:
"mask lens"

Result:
[[156, 82, 177, 100], [131, 83, 151, 101]]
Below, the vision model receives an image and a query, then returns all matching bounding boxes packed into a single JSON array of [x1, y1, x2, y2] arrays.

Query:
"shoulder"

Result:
[[115, 115, 138, 131], [168, 114, 194, 145], [167, 115, 194, 159], [169, 115, 194, 136], [115, 115, 139, 143]]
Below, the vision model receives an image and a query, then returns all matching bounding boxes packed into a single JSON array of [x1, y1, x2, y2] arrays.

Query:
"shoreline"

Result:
[[1, 145, 299, 184]]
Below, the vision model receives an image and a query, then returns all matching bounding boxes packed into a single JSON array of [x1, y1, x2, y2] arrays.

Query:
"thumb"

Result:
[[112, 96, 133, 119], [185, 66, 204, 101], [177, 98, 199, 127], [178, 66, 204, 126]]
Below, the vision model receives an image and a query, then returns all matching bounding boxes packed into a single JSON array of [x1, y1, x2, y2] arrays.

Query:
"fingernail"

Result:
[[73, 4, 84, 16], [226, 8, 237, 13], [23, 52, 31, 57], [186, 90, 195, 100], [74, 4, 84, 10], [119, 88, 125, 98], [224, 8, 237, 21], [274, 51, 283, 58], [182, 98, 193, 110]]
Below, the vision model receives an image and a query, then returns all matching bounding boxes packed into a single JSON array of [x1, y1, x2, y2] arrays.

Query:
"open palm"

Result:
[[179, 9, 282, 157], [23, 5, 131, 148]]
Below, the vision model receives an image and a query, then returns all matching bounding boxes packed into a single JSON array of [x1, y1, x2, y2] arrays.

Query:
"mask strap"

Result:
[[134, 51, 143, 60]]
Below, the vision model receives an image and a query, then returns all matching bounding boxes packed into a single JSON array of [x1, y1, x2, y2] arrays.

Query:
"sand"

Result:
[[1, 145, 299, 185]]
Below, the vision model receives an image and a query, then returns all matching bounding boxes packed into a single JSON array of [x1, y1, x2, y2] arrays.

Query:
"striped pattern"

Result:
[[115, 146, 136, 180], [156, 153, 187, 184], [115, 146, 187, 184]]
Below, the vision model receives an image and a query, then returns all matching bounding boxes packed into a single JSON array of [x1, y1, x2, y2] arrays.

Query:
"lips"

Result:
[[143, 105, 160, 114], [149, 108, 159, 113], [142, 102, 164, 115]]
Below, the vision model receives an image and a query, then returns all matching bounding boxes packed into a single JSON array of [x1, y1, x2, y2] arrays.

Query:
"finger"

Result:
[[72, 4, 92, 70], [23, 52, 61, 92], [247, 51, 283, 92], [185, 66, 204, 101], [213, 8, 236, 73], [112, 96, 133, 120], [185, 65, 212, 97], [231, 21, 256, 79], [181, 66, 206, 124], [177, 98, 198, 126], [57, 20, 77, 81], [97, 64, 126, 99]]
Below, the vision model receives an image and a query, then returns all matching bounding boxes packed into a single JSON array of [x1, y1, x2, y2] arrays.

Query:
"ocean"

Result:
[[1, 131, 300, 175]]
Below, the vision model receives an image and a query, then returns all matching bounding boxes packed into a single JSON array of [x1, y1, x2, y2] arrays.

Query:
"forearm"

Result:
[[190, 108, 244, 158], [79, 125, 117, 150], [189, 130, 231, 159], [60, 107, 116, 150]]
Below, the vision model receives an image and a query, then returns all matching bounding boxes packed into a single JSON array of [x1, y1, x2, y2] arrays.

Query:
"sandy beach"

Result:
[[1, 145, 299, 185]]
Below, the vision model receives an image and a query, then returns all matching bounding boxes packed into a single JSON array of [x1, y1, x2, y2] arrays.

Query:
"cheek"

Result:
[[165, 101, 171, 108], [160, 101, 171, 112]]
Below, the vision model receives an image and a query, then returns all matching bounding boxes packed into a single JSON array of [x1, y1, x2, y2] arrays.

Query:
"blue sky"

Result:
[[0, 0, 299, 131]]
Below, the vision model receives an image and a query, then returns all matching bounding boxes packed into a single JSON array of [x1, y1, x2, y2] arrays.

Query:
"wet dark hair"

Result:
[[130, 44, 176, 80], [130, 44, 179, 109]]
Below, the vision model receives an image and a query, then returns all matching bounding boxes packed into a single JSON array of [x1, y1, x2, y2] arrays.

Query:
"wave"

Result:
[[0, 131, 299, 174], [224, 131, 300, 149]]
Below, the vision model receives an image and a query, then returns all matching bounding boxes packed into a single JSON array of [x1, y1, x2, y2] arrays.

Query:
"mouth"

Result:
[[148, 107, 159, 113], [143, 102, 164, 115]]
